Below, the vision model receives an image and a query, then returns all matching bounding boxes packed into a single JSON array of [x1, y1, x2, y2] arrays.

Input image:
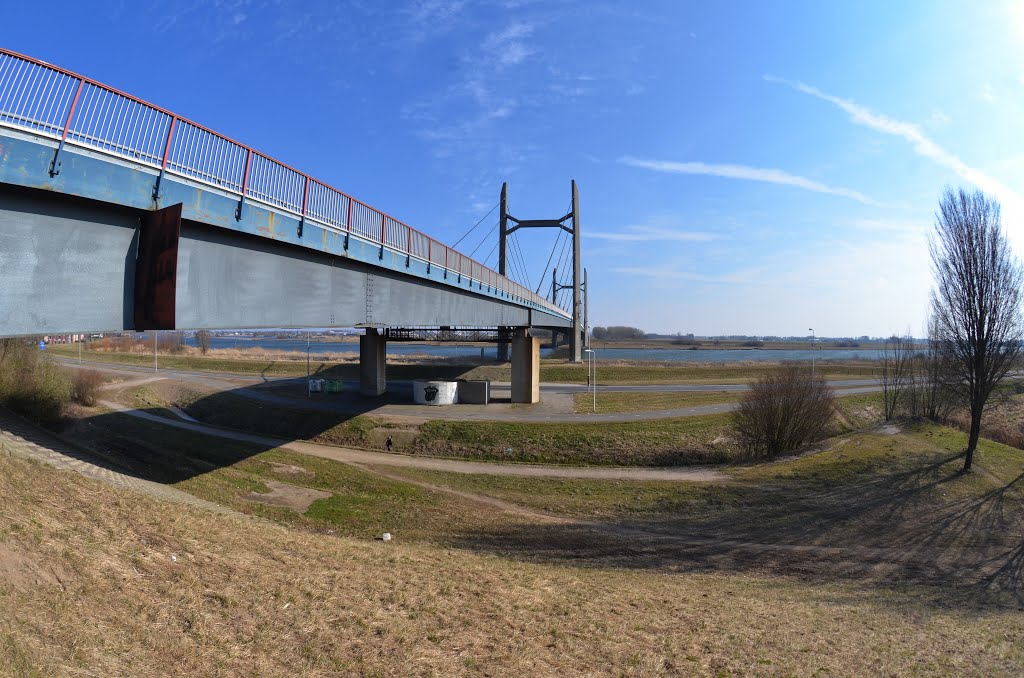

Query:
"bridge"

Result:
[[0, 48, 580, 401]]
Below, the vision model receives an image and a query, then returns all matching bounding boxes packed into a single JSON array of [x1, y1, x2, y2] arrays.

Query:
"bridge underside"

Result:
[[0, 184, 567, 337]]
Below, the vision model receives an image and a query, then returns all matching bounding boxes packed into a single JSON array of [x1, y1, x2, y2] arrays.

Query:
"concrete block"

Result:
[[457, 379, 490, 404]]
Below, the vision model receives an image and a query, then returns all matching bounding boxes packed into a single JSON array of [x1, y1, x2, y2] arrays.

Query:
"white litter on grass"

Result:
[[382, 533, 392, 542], [171, 554, 177, 562]]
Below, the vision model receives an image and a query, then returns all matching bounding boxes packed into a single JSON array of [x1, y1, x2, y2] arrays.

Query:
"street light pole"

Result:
[[809, 328, 815, 378], [587, 347, 591, 387], [585, 349, 596, 413]]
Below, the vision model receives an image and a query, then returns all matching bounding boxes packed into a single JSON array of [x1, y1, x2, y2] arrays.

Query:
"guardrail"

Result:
[[0, 48, 567, 317]]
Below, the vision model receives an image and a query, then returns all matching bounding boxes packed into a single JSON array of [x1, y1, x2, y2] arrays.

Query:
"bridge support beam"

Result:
[[511, 329, 540, 404], [359, 328, 387, 396]]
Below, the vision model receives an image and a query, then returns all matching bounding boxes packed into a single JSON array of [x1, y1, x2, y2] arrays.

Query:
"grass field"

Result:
[[48, 344, 881, 384], [2, 412, 1022, 675], [572, 389, 739, 413], [571, 386, 881, 413], [377, 419, 1024, 546], [105, 379, 885, 466]]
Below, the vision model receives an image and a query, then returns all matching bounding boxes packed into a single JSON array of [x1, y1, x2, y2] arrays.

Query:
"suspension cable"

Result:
[[451, 204, 498, 248], [554, 234, 572, 310], [506, 237, 528, 284], [468, 221, 498, 258], [510, 233, 532, 290], [482, 240, 499, 269], [534, 228, 564, 295]]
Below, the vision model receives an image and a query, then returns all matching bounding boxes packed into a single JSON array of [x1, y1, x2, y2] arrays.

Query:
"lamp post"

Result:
[[584, 349, 596, 413], [809, 328, 815, 378]]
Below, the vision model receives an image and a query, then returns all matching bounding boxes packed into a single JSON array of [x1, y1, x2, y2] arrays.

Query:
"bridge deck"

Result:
[[0, 48, 570, 336]]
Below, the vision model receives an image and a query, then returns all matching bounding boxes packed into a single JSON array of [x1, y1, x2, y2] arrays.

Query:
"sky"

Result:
[[4, 1, 1024, 337]]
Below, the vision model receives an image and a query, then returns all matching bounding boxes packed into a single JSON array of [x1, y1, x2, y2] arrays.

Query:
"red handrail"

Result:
[[0, 47, 567, 316]]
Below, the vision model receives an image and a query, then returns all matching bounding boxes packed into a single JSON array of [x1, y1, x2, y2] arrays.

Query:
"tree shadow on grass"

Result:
[[449, 453, 1024, 611], [6, 384, 1023, 611]]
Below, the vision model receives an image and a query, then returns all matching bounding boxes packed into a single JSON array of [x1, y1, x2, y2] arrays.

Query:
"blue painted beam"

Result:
[[0, 128, 568, 324]]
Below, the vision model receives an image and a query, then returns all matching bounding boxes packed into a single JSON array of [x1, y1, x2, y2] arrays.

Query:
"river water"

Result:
[[187, 336, 886, 363]]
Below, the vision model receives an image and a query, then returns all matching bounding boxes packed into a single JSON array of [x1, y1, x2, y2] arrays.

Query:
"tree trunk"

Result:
[[964, 407, 982, 472]]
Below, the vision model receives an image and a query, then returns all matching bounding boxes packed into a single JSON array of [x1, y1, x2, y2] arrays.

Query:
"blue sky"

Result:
[[4, 1, 1024, 336]]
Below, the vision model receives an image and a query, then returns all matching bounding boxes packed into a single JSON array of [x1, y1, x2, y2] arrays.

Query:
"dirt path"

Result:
[[98, 399, 728, 482]]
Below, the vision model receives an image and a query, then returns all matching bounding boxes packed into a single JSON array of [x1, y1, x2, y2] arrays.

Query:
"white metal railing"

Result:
[[0, 48, 568, 318]]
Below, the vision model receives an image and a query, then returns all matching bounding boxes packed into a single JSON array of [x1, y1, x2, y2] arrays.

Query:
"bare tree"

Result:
[[195, 329, 212, 355], [878, 332, 915, 421], [929, 187, 1024, 472], [909, 314, 957, 422], [733, 365, 837, 459]]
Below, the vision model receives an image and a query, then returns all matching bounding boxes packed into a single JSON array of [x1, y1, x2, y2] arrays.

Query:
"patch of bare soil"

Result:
[[267, 461, 314, 478], [0, 543, 65, 592], [147, 379, 215, 407], [243, 480, 330, 512]]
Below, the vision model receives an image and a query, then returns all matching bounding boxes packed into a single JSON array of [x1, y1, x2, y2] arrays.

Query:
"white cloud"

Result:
[[926, 109, 950, 129], [589, 225, 720, 242], [612, 266, 764, 284], [848, 217, 929, 236], [620, 157, 879, 205], [482, 23, 536, 66], [400, 0, 466, 43], [766, 75, 1024, 247]]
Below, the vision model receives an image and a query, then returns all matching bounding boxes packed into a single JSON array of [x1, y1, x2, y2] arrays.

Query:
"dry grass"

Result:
[[1, 442, 1023, 676], [572, 387, 880, 414], [573, 390, 739, 413], [50, 344, 883, 385]]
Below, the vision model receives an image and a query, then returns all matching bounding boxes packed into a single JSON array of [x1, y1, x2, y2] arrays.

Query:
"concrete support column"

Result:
[[511, 329, 540, 404], [497, 327, 510, 363], [359, 328, 386, 396]]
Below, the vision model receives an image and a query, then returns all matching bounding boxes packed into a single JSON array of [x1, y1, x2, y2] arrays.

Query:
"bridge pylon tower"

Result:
[[498, 180, 584, 363]]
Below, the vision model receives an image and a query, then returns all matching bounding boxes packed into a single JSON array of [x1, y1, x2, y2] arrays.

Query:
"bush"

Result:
[[158, 331, 186, 354], [195, 329, 212, 355], [71, 369, 104, 406], [0, 339, 71, 425], [733, 365, 836, 458]]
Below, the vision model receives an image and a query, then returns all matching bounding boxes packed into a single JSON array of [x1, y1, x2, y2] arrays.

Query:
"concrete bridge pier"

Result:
[[511, 329, 540, 404], [359, 328, 387, 396]]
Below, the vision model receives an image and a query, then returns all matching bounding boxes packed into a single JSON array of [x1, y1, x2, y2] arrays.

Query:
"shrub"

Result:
[[158, 331, 186, 354], [733, 365, 836, 458], [71, 369, 104, 406], [0, 339, 71, 425], [195, 329, 212, 355]]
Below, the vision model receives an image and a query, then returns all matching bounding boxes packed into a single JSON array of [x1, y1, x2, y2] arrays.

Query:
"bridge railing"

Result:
[[0, 48, 568, 319]]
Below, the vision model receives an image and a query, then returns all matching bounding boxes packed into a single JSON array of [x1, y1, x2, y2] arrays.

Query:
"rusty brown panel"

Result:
[[133, 202, 182, 330]]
